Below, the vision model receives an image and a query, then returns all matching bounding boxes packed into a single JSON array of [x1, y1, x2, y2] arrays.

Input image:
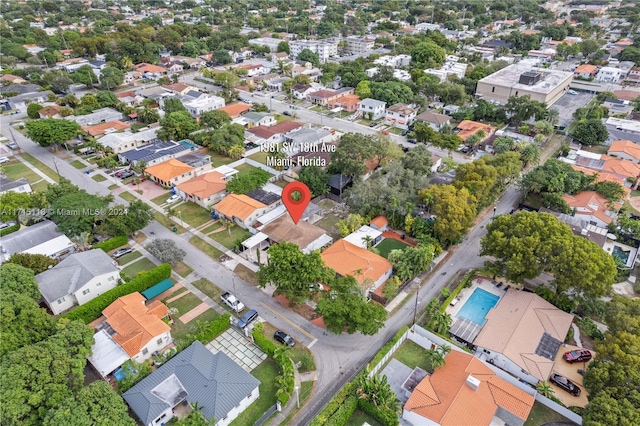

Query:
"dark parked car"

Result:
[[113, 247, 133, 258], [283, 110, 292, 116], [119, 171, 135, 179], [550, 373, 581, 396], [237, 309, 259, 329], [401, 129, 410, 136], [369, 122, 378, 127], [563, 349, 592, 364], [407, 138, 417, 144], [274, 330, 295, 347]]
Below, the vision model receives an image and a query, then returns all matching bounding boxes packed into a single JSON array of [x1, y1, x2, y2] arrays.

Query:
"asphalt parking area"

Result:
[[552, 92, 594, 129]]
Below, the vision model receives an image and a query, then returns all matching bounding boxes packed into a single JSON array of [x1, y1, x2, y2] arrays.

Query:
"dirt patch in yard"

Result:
[[273, 294, 320, 321]]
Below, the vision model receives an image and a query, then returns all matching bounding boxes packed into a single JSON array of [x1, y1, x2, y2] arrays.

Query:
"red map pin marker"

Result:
[[282, 181, 311, 224]]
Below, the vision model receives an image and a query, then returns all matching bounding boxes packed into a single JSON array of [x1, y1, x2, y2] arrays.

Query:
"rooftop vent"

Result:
[[466, 375, 481, 391], [519, 71, 542, 85]]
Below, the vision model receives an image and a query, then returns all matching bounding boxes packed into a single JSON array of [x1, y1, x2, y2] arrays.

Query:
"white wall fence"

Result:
[[368, 325, 583, 425], [226, 157, 282, 180]]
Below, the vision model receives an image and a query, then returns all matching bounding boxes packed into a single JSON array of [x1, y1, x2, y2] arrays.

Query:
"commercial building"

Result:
[[343, 36, 375, 55], [475, 64, 573, 106], [289, 39, 338, 63]]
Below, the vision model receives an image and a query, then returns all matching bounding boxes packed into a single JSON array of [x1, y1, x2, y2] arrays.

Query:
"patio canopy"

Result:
[[88, 329, 130, 378], [242, 232, 269, 250], [449, 317, 484, 344], [141, 279, 174, 300]]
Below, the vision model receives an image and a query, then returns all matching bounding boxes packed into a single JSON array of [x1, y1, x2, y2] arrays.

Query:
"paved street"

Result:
[[0, 100, 521, 425]]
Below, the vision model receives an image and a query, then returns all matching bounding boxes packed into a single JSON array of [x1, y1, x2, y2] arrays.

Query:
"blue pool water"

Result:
[[612, 245, 630, 265], [113, 366, 136, 381], [456, 288, 500, 325], [179, 140, 197, 149]]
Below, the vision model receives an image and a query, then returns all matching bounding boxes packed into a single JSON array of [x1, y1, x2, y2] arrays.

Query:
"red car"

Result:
[[563, 349, 592, 364]]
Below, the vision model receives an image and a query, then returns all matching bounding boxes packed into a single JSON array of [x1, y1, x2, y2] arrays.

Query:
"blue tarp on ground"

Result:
[[141, 279, 174, 300]]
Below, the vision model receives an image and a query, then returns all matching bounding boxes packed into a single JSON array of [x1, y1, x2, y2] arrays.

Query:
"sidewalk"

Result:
[[263, 361, 302, 426]]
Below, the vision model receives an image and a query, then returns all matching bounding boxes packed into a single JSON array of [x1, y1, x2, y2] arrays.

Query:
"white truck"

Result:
[[221, 292, 245, 312]]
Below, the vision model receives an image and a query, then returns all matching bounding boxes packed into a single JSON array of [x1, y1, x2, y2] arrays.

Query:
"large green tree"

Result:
[[49, 190, 112, 236], [0, 263, 41, 300], [0, 191, 33, 222], [25, 119, 81, 147], [298, 165, 329, 197], [99, 66, 124, 90], [5, 253, 58, 275], [158, 111, 199, 141], [572, 118, 608, 146], [388, 245, 435, 282], [102, 200, 153, 236], [199, 109, 231, 130], [419, 184, 477, 245], [504, 95, 547, 125], [0, 290, 55, 356], [226, 168, 271, 194], [258, 242, 332, 303], [411, 40, 446, 67]]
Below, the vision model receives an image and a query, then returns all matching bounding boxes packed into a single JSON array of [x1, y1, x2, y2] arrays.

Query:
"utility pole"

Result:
[[412, 281, 421, 325]]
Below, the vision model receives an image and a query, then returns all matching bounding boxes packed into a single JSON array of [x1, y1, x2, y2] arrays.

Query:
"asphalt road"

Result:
[[0, 94, 521, 425]]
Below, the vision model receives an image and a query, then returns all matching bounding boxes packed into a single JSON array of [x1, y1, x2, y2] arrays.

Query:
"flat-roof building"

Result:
[[475, 64, 573, 106]]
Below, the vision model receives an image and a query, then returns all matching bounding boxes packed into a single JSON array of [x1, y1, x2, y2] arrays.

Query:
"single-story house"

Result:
[[0, 220, 75, 263], [328, 94, 361, 112], [183, 95, 226, 117], [321, 239, 392, 294], [247, 121, 304, 146], [403, 350, 535, 426], [123, 341, 260, 426], [0, 174, 32, 195], [145, 159, 195, 187], [455, 120, 496, 142], [307, 87, 355, 106], [82, 120, 130, 137], [36, 250, 120, 315], [282, 127, 333, 156], [97, 127, 159, 154], [66, 107, 122, 127], [471, 290, 574, 385], [161, 83, 192, 96], [213, 194, 269, 229], [101, 292, 172, 363], [38, 105, 62, 118], [369, 216, 389, 231], [0, 74, 27, 84], [343, 225, 383, 249], [243, 112, 276, 128], [574, 64, 598, 79], [415, 110, 451, 130], [217, 103, 251, 119], [258, 214, 333, 254], [607, 139, 640, 163], [562, 191, 620, 227], [177, 171, 228, 208], [118, 140, 196, 167]]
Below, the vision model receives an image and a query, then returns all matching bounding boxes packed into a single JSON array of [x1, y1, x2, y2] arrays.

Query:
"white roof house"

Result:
[[0, 220, 74, 263], [87, 329, 131, 378], [343, 225, 383, 249]]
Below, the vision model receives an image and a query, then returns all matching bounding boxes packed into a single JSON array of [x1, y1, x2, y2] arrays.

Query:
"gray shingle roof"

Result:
[[0, 220, 62, 255], [123, 341, 260, 425], [36, 250, 119, 303]]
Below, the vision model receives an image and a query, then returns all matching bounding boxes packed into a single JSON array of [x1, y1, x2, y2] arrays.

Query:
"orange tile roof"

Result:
[[321, 239, 392, 286], [161, 82, 190, 93], [177, 171, 227, 199], [570, 165, 631, 199], [370, 215, 388, 228], [473, 290, 574, 381], [613, 90, 640, 101], [213, 194, 266, 221], [217, 102, 250, 118], [456, 120, 496, 142], [134, 63, 165, 73], [82, 120, 130, 137], [608, 140, 640, 162], [563, 191, 620, 225], [117, 90, 137, 99], [38, 105, 62, 117], [145, 159, 194, 182], [331, 94, 360, 107], [102, 293, 170, 357], [601, 156, 640, 180], [405, 350, 535, 425], [574, 64, 598, 74]]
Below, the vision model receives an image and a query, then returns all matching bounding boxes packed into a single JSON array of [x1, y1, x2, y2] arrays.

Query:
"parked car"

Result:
[[7, 142, 18, 149], [119, 171, 135, 179], [550, 373, 581, 396], [0, 221, 16, 230], [407, 138, 417, 144], [369, 122, 378, 127], [274, 330, 295, 347], [563, 349, 592, 364], [237, 309, 259, 329], [221, 292, 245, 312], [0, 156, 9, 163], [401, 129, 410, 136], [283, 110, 292, 116], [113, 247, 133, 258], [166, 194, 181, 204]]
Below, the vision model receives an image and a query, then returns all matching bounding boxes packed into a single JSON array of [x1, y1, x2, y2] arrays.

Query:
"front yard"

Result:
[[170, 308, 219, 342], [209, 225, 252, 250], [165, 292, 202, 317], [121, 258, 156, 280], [173, 202, 213, 228], [229, 359, 279, 426]]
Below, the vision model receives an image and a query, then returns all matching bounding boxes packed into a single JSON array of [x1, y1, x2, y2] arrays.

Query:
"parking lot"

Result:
[[552, 91, 594, 129]]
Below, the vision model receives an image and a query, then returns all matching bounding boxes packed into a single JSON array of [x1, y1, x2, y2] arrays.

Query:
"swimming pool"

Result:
[[456, 288, 500, 325], [612, 245, 630, 265], [179, 140, 197, 150]]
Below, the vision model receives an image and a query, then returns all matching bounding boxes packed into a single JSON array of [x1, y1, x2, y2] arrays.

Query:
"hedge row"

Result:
[[309, 380, 358, 426], [252, 329, 294, 405], [369, 326, 409, 370], [277, 356, 295, 405], [0, 223, 20, 237], [252, 330, 277, 357], [358, 399, 399, 426], [93, 235, 128, 252], [439, 270, 474, 312], [194, 314, 231, 343], [325, 395, 358, 426], [63, 263, 172, 323]]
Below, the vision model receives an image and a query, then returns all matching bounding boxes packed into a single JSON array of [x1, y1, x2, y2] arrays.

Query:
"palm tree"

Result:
[[425, 345, 450, 372], [547, 108, 559, 126], [356, 374, 400, 411], [520, 144, 540, 167], [429, 310, 453, 334], [535, 381, 555, 398]]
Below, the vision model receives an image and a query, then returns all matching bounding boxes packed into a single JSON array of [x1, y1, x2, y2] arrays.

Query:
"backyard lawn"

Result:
[[229, 359, 279, 426], [153, 212, 187, 234], [316, 214, 342, 240], [524, 401, 572, 426], [376, 238, 411, 259], [92, 174, 107, 182], [392, 340, 432, 372], [209, 225, 251, 250], [189, 236, 225, 260], [347, 409, 383, 426], [208, 151, 234, 167], [174, 202, 213, 228], [165, 292, 202, 317], [248, 150, 270, 165], [70, 160, 86, 169], [121, 258, 156, 280], [20, 153, 59, 182], [170, 308, 219, 342], [234, 163, 258, 176]]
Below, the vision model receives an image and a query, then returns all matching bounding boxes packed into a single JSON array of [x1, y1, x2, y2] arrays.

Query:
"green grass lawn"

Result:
[[233, 163, 257, 176], [121, 258, 156, 280], [376, 238, 411, 259], [316, 214, 342, 239], [393, 340, 432, 372], [201, 222, 223, 234], [208, 151, 234, 167], [119, 191, 136, 202], [317, 199, 335, 209], [20, 153, 59, 182], [108, 184, 118, 190], [248, 150, 270, 165], [234, 264, 259, 286], [166, 293, 203, 316], [92, 174, 107, 182], [174, 202, 213, 228], [173, 261, 193, 278], [31, 180, 49, 192], [153, 212, 187, 234], [189, 236, 225, 260], [623, 200, 640, 216], [151, 193, 172, 205], [191, 278, 226, 302], [273, 180, 288, 189], [209, 225, 251, 250], [116, 251, 142, 265], [2, 161, 41, 183], [524, 401, 572, 426], [347, 409, 383, 426], [170, 308, 219, 342], [70, 160, 86, 169], [230, 359, 279, 426]]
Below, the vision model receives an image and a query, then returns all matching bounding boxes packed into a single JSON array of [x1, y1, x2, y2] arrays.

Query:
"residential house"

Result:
[[455, 120, 496, 143], [97, 127, 159, 154], [0, 74, 27, 84], [328, 94, 360, 112], [267, 77, 290, 92], [563, 191, 620, 227], [101, 292, 171, 363], [243, 112, 276, 128], [36, 250, 119, 315], [385, 103, 417, 130], [625, 67, 640, 86], [424, 60, 468, 82], [258, 214, 333, 254], [603, 98, 634, 116], [343, 225, 383, 249], [369, 216, 389, 232], [291, 84, 316, 100], [321, 239, 392, 294], [217, 102, 251, 119], [247, 121, 304, 146], [307, 87, 355, 106], [247, 73, 280, 88], [124, 71, 143, 84], [116, 91, 144, 107], [0, 174, 32, 195], [118, 140, 196, 167], [7, 90, 54, 113], [574, 64, 598, 79], [282, 127, 333, 156], [82, 120, 130, 137], [134, 63, 167, 80], [238, 63, 265, 77], [212, 193, 270, 229], [0, 220, 75, 263], [605, 117, 640, 144], [431, 154, 442, 173], [67, 108, 122, 127], [358, 98, 387, 120], [403, 350, 535, 426], [328, 174, 352, 197], [176, 171, 227, 208], [607, 139, 640, 163], [415, 110, 451, 130], [145, 158, 196, 187], [161, 83, 192, 96], [38, 105, 63, 118], [123, 341, 260, 426], [183, 95, 225, 117], [595, 66, 626, 83], [471, 290, 576, 385]]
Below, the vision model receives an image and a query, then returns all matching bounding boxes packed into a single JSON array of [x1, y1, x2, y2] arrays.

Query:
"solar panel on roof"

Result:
[[535, 332, 562, 360]]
